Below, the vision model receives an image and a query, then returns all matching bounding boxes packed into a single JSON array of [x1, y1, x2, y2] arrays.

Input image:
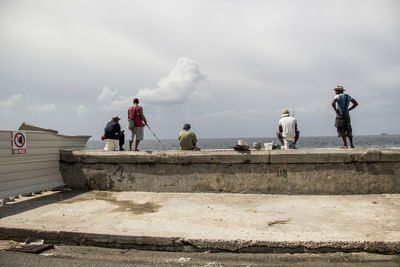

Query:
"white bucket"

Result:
[[104, 139, 115, 151], [264, 142, 273, 150], [284, 139, 295, 149], [252, 142, 262, 150]]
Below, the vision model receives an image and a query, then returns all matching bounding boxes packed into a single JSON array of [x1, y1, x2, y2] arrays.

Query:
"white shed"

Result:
[[0, 123, 90, 199]]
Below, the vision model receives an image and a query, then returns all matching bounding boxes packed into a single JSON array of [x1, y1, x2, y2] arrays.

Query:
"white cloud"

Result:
[[97, 86, 118, 102], [96, 58, 206, 111], [27, 103, 56, 114], [97, 86, 131, 111], [76, 105, 88, 118], [203, 108, 269, 119], [295, 104, 329, 115], [0, 94, 23, 109], [136, 57, 206, 105]]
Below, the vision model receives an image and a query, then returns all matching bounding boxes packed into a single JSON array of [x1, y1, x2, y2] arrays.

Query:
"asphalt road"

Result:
[[1, 245, 399, 267]]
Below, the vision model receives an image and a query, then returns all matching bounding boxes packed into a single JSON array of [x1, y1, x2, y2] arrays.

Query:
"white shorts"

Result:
[[130, 127, 144, 141]]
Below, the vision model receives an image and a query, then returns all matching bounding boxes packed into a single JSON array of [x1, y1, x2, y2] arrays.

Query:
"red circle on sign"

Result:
[[14, 132, 26, 148]]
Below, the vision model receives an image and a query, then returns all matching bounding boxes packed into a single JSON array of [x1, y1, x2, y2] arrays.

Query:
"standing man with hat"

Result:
[[104, 115, 125, 151], [276, 109, 299, 149], [332, 85, 358, 148]]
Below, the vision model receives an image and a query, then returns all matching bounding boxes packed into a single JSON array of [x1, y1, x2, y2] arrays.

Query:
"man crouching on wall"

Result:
[[179, 123, 200, 150]]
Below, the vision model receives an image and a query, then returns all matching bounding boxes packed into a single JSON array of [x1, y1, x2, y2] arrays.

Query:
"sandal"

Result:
[[339, 145, 348, 149]]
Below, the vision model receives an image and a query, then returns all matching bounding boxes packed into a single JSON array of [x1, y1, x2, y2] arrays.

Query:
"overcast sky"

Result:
[[1, 0, 399, 139]]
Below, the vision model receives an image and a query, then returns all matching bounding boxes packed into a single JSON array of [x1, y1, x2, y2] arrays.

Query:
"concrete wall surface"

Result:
[[60, 148, 400, 195]]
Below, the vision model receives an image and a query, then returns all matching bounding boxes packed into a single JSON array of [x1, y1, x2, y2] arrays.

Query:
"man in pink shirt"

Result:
[[128, 98, 148, 151]]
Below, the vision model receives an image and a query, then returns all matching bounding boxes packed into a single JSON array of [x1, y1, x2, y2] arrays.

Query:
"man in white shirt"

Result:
[[276, 109, 299, 149]]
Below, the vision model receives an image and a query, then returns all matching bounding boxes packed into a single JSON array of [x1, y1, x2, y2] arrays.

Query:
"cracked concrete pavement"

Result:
[[0, 190, 399, 253]]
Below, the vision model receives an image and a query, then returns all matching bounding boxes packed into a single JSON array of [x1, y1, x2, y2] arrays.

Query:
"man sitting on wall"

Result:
[[178, 123, 200, 150], [276, 109, 299, 149], [104, 115, 125, 151]]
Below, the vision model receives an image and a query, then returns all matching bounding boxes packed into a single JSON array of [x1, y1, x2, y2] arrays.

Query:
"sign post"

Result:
[[12, 131, 27, 154]]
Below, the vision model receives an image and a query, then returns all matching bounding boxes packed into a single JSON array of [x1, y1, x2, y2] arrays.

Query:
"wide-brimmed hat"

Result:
[[112, 115, 121, 121], [238, 140, 248, 146], [334, 85, 345, 91], [282, 109, 290, 117]]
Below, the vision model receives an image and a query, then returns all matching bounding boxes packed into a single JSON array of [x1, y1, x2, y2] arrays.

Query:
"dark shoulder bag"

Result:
[[128, 107, 137, 130]]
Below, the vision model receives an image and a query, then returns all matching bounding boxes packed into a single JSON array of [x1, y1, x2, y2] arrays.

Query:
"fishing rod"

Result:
[[146, 124, 166, 150]]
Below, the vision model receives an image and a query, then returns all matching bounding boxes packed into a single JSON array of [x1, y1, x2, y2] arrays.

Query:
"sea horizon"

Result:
[[86, 134, 400, 150]]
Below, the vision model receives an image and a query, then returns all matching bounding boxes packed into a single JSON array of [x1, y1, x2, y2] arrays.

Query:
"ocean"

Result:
[[85, 135, 400, 150]]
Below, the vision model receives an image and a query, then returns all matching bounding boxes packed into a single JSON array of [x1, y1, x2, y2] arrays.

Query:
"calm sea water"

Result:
[[85, 135, 400, 150]]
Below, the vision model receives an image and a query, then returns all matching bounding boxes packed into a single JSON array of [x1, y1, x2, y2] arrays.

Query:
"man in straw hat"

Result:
[[332, 85, 358, 148], [104, 115, 125, 151], [276, 109, 299, 149]]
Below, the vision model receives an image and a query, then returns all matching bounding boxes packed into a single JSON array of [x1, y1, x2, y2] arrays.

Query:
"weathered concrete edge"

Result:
[[1, 227, 399, 254], [60, 148, 400, 165]]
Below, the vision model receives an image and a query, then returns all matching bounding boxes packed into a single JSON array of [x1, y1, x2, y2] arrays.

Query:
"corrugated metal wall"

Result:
[[0, 130, 90, 199]]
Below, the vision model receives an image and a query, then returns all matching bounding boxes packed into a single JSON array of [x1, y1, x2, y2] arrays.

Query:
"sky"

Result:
[[1, 0, 399, 139]]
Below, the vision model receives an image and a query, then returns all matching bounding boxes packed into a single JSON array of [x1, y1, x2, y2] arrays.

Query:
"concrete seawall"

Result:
[[60, 148, 400, 195]]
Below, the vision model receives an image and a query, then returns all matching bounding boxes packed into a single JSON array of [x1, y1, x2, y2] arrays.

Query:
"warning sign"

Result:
[[12, 131, 27, 154]]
